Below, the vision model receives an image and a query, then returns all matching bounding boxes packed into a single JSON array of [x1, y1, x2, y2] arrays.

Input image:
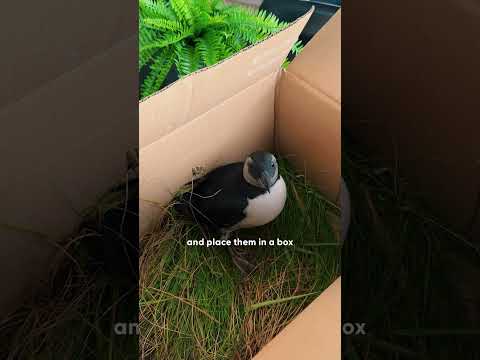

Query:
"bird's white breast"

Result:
[[235, 176, 287, 229]]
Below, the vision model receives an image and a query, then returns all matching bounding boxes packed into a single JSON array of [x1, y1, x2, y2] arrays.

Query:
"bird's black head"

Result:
[[243, 151, 279, 192]]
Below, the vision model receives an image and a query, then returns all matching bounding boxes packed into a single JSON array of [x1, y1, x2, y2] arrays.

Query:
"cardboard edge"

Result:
[[139, 70, 279, 155], [285, 9, 342, 104], [252, 277, 341, 360], [275, 11, 341, 203]]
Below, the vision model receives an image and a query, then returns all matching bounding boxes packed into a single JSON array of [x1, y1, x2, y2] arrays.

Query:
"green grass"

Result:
[[139, 157, 341, 359], [0, 180, 139, 360], [4, 137, 478, 359]]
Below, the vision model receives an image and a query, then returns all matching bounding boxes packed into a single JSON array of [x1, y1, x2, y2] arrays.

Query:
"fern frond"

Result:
[[139, 23, 161, 69], [196, 30, 224, 66], [139, 0, 176, 20], [224, 31, 247, 53], [139, 46, 157, 70], [212, 0, 225, 11], [186, 0, 209, 17], [282, 40, 305, 69], [282, 59, 291, 69], [255, 9, 288, 34], [141, 48, 174, 98], [194, 12, 226, 32], [142, 17, 184, 32], [221, 7, 263, 44], [140, 29, 193, 53], [291, 40, 304, 56], [222, 6, 285, 44], [169, 0, 193, 25], [174, 43, 202, 76], [138, 0, 294, 99]]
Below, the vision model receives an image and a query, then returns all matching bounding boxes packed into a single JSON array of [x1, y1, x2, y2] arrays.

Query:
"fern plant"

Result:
[[139, 0, 296, 99], [282, 40, 304, 69]]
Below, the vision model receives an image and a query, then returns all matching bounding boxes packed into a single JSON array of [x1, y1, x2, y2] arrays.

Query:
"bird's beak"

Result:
[[261, 172, 271, 193]]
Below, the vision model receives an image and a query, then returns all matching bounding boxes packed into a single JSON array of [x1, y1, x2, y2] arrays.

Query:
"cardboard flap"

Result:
[[252, 277, 341, 360], [276, 11, 341, 203], [139, 7, 314, 149], [287, 10, 341, 103]]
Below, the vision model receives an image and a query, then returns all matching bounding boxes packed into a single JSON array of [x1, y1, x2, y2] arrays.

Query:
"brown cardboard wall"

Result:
[[276, 11, 341, 202], [343, 1, 480, 236], [276, 72, 341, 201], [0, 36, 137, 318], [0, 1, 136, 111], [140, 72, 277, 231], [1, 36, 137, 239], [253, 278, 341, 360]]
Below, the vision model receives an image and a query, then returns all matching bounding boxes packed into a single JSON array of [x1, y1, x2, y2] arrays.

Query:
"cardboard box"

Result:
[[140, 8, 341, 233], [140, 8, 341, 358], [253, 278, 341, 360]]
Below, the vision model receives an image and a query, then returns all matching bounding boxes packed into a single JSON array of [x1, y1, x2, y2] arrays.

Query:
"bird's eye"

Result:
[[271, 163, 275, 168]]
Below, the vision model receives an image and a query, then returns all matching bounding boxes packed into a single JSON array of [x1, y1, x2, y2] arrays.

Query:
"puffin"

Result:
[[175, 151, 287, 273]]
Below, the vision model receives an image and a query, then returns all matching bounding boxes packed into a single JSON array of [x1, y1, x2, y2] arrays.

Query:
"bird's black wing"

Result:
[[180, 163, 264, 230]]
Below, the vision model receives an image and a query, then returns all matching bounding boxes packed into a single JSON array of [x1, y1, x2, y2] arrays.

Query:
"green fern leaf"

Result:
[[139, 47, 157, 70], [174, 43, 202, 76], [291, 40, 304, 55], [224, 31, 247, 53], [196, 30, 225, 66], [282, 40, 305, 69], [139, 0, 176, 20], [212, 0, 225, 11], [282, 59, 291, 69], [222, 6, 285, 45], [195, 12, 226, 32], [194, 0, 214, 13], [139, 23, 161, 69], [169, 0, 193, 25], [191, 43, 202, 71], [142, 18, 184, 32], [138, 0, 294, 99], [222, 7, 262, 44], [141, 48, 174, 98], [140, 29, 193, 53]]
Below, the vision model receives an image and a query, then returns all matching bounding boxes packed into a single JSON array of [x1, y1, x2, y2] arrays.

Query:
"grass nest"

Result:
[[139, 157, 341, 359], [342, 137, 480, 359], [0, 178, 139, 360]]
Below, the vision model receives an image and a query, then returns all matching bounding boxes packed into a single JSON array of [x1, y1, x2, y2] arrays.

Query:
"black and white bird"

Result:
[[175, 151, 287, 272]]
